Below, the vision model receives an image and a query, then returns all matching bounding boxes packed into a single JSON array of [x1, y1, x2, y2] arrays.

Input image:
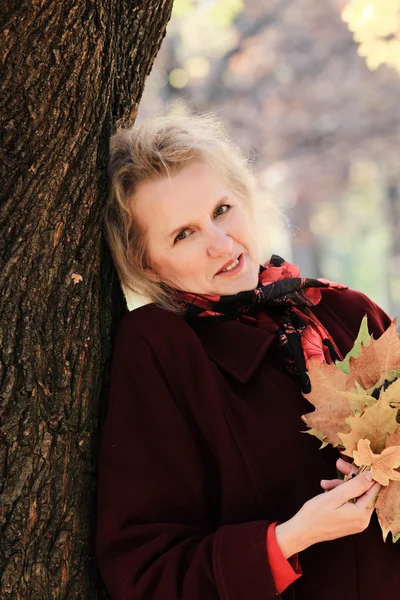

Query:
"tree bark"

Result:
[[0, 1, 173, 597]]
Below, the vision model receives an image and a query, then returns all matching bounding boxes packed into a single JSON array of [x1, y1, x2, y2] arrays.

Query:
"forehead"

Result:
[[133, 161, 229, 233]]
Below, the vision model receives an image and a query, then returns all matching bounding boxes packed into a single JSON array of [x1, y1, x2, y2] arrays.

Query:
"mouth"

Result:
[[215, 253, 244, 277]]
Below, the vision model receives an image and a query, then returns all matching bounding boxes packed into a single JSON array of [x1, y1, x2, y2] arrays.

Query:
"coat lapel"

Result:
[[189, 313, 278, 383]]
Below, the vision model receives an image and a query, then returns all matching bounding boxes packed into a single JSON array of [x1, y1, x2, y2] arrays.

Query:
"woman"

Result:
[[97, 114, 399, 600]]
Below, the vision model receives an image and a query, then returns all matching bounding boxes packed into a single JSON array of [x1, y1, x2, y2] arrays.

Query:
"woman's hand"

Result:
[[274, 464, 381, 559], [320, 457, 359, 492]]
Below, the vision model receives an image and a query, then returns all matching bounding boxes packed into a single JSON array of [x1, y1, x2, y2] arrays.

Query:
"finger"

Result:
[[336, 458, 359, 478], [320, 479, 343, 491], [329, 471, 375, 504], [354, 482, 381, 510]]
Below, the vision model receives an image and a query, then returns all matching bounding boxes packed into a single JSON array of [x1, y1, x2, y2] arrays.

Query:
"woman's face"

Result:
[[134, 161, 261, 296]]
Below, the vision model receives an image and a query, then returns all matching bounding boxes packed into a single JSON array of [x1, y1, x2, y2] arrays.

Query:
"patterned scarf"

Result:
[[174, 255, 347, 393]]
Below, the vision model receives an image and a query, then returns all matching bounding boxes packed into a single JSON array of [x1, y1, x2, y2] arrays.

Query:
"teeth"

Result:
[[222, 258, 239, 272]]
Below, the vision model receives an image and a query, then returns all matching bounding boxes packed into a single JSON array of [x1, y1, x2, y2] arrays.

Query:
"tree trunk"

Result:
[[0, 1, 173, 597]]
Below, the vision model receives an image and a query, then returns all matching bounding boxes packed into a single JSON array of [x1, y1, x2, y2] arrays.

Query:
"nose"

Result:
[[206, 225, 233, 258]]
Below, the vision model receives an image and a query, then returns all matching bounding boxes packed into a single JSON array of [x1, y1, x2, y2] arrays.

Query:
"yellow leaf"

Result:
[[366, 368, 400, 397], [353, 438, 400, 485], [338, 390, 398, 457], [380, 377, 400, 409], [340, 390, 376, 414], [300, 428, 329, 450], [341, 0, 400, 74]]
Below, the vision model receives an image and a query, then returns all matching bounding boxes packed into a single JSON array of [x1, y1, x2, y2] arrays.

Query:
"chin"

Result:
[[214, 274, 259, 296]]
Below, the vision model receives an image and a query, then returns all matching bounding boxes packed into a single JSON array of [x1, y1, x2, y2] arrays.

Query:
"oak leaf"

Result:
[[353, 438, 400, 486], [337, 390, 398, 457]]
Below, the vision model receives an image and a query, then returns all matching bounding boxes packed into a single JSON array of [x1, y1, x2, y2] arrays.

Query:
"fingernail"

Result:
[[320, 479, 328, 484], [364, 471, 372, 481]]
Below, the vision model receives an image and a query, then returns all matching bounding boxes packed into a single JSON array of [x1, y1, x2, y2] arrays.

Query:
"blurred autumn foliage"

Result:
[[343, 0, 400, 73], [138, 0, 400, 318]]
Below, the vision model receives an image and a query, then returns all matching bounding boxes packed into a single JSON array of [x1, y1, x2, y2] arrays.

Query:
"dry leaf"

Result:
[[353, 438, 400, 486], [339, 390, 376, 414], [386, 426, 400, 448], [301, 427, 329, 449], [301, 317, 400, 542], [381, 376, 400, 409], [375, 480, 400, 542], [375, 428, 400, 541], [348, 320, 400, 391], [336, 315, 370, 375], [71, 273, 83, 284], [302, 360, 361, 446], [338, 391, 398, 457], [375, 426, 400, 542]]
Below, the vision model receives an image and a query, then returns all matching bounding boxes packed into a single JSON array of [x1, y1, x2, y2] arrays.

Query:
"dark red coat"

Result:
[[97, 287, 400, 599]]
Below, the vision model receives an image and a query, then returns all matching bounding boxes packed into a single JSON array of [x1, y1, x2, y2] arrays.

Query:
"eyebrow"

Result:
[[167, 195, 230, 240]]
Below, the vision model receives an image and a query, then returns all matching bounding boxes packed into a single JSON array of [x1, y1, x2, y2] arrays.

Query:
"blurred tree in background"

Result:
[[137, 0, 400, 319]]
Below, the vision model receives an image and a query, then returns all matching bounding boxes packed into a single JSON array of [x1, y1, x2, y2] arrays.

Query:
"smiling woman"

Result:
[[98, 113, 400, 600], [104, 113, 259, 310], [133, 160, 260, 295]]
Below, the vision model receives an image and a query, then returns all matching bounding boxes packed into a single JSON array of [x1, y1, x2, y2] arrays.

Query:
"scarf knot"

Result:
[[174, 255, 347, 393]]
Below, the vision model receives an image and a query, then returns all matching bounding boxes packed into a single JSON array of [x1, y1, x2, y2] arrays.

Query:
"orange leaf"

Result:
[[301, 317, 400, 543], [386, 426, 400, 448], [374, 424, 400, 542], [375, 480, 400, 542], [353, 438, 400, 486], [348, 320, 400, 391], [71, 273, 83, 284], [301, 360, 371, 446], [337, 390, 398, 457]]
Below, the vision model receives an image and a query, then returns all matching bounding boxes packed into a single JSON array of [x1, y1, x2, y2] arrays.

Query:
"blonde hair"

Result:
[[104, 112, 258, 312]]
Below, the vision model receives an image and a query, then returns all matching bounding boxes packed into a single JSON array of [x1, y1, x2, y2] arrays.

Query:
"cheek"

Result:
[[146, 243, 172, 276], [235, 212, 259, 261], [153, 249, 198, 280], [154, 255, 176, 277], [232, 209, 255, 241]]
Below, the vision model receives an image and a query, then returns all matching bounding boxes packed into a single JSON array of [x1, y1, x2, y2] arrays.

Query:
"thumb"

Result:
[[329, 471, 374, 504]]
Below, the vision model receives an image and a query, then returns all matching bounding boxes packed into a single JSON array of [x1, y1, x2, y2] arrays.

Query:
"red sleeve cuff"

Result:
[[266, 522, 302, 594]]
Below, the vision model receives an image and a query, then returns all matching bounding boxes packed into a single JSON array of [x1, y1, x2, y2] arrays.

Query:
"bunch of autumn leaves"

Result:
[[302, 316, 400, 543]]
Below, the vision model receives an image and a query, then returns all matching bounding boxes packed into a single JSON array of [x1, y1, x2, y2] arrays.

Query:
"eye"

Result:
[[174, 230, 189, 244], [214, 204, 231, 218]]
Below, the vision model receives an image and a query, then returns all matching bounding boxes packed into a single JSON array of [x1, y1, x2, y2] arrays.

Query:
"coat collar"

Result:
[[189, 312, 279, 383]]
